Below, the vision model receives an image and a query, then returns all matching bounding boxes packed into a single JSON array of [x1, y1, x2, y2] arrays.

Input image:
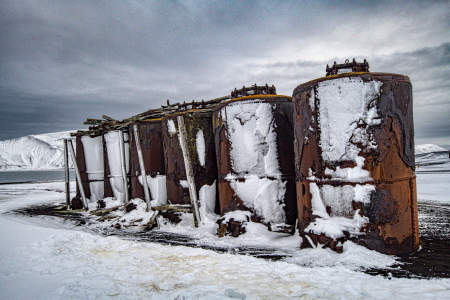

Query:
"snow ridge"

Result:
[[0, 131, 72, 170]]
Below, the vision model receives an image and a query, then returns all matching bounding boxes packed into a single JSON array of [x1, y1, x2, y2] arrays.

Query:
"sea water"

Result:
[[0, 169, 74, 184]]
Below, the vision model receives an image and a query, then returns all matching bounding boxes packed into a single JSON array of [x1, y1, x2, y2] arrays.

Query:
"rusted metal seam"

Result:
[[302, 175, 416, 185], [225, 94, 292, 103]]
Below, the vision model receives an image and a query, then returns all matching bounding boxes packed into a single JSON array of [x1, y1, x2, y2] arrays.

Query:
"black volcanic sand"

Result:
[[9, 200, 450, 279]]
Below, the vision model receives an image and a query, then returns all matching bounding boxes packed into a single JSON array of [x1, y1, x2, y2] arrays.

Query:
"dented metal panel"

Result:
[[128, 120, 166, 199], [162, 110, 219, 210], [292, 72, 419, 255], [212, 95, 297, 228]]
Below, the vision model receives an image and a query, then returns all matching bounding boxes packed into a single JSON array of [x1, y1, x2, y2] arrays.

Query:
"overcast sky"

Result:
[[1, 0, 449, 146]]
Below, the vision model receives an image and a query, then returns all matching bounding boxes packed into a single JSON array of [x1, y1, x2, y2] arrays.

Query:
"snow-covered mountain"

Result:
[[415, 144, 447, 155], [0, 131, 73, 170]]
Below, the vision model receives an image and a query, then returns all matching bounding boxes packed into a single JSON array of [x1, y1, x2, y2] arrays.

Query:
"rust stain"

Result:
[[128, 120, 166, 200]]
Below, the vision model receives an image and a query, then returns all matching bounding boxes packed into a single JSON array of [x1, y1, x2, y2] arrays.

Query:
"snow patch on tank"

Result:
[[221, 101, 281, 177], [196, 129, 206, 167], [81, 135, 104, 202], [167, 119, 177, 136], [138, 174, 167, 205], [220, 100, 287, 224], [226, 174, 286, 224], [315, 77, 382, 165], [306, 182, 371, 239], [198, 180, 217, 224], [104, 131, 130, 202]]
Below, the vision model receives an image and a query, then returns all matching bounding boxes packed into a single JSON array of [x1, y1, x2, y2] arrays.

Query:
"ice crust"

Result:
[[196, 129, 206, 167], [104, 131, 130, 202], [80, 135, 104, 202]]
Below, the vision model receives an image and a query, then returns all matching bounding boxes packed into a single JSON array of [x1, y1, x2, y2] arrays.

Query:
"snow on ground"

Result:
[[0, 179, 450, 299]]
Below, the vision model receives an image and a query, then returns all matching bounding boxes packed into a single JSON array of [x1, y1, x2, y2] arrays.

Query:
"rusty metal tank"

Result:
[[102, 133, 114, 198], [212, 86, 297, 231], [103, 129, 131, 203], [73, 133, 105, 206], [74, 134, 91, 203], [161, 109, 219, 214], [128, 119, 166, 201], [292, 61, 419, 255]]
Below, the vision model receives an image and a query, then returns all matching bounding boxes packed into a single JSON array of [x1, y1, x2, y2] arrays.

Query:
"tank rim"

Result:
[[293, 72, 411, 93], [137, 117, 163, 123], [213, 94, 292, 111]]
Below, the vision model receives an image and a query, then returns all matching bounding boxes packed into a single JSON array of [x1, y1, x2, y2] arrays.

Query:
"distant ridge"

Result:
[[415, 144, 447, 155], [0, 131, 72, 170]]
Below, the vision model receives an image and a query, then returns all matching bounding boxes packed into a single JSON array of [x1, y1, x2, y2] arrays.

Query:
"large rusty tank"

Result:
[[102, 133, 114, 199], [292, 60, 419, 255], [212, 85, 297, 235], [73, 133, 105, 208], [128, 119, 167, 203], [73, 134, 90, 207], [103, 129, 131, 203], [161, 108, 220, 220]]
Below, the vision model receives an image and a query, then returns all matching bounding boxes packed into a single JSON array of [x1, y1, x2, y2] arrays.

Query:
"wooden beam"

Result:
[[177, 115, 201, 226], [133, 124, 152, 211]]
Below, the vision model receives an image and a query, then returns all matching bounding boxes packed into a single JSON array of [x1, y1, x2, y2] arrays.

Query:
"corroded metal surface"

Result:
[[162, 110, 219, 208], [102, 134, 114, 198], [128, 120, 166, 199], [74, 134, 91, 201], [292, 72, 419, 255], [212, 95, 297, 228]]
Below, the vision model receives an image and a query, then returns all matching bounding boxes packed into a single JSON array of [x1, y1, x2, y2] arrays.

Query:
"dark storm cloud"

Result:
[[0, 0, 449, 146]]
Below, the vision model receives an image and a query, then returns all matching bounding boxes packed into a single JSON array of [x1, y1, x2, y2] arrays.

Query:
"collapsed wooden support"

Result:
[[177, 115, 201, 227]]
